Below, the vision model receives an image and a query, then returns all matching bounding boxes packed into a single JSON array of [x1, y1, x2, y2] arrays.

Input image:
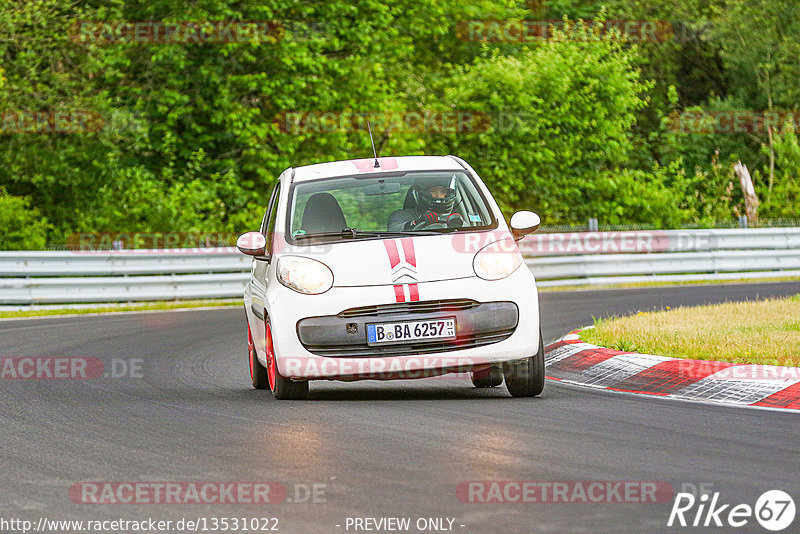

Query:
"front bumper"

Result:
[[262, 268, 540, 380], [297, 300, 518, 358]]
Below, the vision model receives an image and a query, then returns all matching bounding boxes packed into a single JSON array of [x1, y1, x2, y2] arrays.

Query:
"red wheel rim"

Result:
[[247, 326, 254, 381], [265, 321, 276, 391]]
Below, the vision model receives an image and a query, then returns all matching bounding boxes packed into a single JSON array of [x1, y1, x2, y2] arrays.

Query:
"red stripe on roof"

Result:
[[353, 158, 398, 173]]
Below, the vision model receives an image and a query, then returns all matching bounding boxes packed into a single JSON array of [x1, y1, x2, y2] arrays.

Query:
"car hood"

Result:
[[282, 232, 514, 287]]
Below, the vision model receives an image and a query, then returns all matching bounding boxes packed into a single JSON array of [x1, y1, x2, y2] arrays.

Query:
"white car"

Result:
[[238, 155, 543, 399]]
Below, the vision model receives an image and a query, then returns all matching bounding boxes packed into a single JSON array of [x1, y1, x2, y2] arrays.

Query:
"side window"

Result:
[[264, 182, 282, 253]]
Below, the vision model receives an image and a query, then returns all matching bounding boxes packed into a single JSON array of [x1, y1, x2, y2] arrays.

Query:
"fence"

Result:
[[1, 228, 799, 306]]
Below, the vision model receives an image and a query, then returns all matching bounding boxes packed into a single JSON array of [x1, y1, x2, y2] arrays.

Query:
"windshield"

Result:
[[287, 171, 496, 240]]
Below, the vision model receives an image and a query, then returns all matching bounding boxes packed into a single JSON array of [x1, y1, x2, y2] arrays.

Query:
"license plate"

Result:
[[366, 318, 456, 345]]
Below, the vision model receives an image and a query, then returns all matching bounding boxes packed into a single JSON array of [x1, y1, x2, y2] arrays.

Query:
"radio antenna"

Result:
[[367, 121, 380, 168]]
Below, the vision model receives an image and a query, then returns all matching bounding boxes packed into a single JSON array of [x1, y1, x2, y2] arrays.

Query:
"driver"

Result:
[[388, 176, 463, 231]]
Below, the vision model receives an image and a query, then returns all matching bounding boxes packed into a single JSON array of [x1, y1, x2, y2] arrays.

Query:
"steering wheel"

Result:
[[412, 214, 464, 231], [412, 218, 447, 230]]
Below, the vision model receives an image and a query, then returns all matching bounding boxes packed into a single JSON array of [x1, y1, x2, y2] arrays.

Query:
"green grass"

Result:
[[0, 299, 242, 319], [537, 275, 800, 292], [581, 294, 800, 366]]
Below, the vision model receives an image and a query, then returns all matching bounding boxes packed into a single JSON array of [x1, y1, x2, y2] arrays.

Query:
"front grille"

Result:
[[338, 299, 479, 318], [304, 328, 515, 358]]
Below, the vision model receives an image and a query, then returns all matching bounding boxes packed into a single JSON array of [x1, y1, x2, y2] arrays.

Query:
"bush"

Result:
[[429, 20, 653, 223], [0, 189, 49, 250], [759, 122, 800, 218], [578, 163, 691, 227]]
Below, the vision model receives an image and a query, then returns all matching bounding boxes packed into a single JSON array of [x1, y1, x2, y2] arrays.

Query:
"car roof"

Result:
[[290, 155, 464, 182]]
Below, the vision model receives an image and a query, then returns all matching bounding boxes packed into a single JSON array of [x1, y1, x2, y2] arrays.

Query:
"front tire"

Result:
[[471, 365, 503, 388], [248, 324, 269, 389], [265, 322, 309, 400], [503, 327, 545, 397]]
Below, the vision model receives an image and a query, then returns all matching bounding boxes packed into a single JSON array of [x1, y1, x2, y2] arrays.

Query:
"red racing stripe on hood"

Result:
[[383, 239, 400, 269], [393, 284, 405, 303], [401, 237, 416, 267], [408, 283, 419, 302]]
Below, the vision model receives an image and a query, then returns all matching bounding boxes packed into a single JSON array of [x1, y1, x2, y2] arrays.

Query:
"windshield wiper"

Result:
[[342, 228, 442, 237], [294, 227, 439, 240]]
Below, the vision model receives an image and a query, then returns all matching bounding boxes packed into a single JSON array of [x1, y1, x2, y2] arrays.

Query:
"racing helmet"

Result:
[[411, 175, 457, 214]]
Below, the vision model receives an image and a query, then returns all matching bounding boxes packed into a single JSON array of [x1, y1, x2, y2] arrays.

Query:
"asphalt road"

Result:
[[1, 281, 799, 534]]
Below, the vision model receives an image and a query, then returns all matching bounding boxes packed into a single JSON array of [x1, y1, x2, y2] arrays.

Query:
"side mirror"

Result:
[[509, 211, 541, 241], [237, 231, 267, 256]]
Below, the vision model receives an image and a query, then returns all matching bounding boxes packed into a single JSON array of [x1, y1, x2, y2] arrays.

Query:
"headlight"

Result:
[[473, 238, 522, 280], [277, 256, 334, 294]]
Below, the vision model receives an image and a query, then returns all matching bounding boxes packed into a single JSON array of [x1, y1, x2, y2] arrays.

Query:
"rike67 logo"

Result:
[[668, 490, 795, 531]]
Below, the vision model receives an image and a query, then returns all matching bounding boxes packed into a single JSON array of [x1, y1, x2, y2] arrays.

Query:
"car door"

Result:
[[249, 178, 282, 356]]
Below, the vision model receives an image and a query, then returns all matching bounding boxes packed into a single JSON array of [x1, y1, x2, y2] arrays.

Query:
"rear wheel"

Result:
[[471, 365, 503, 388], [503, 327, 545, 398], [248, 324, 268, 390], [265, 322, 309, 400]]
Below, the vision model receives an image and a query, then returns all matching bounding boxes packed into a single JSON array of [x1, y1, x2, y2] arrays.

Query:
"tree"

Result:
[[427, 20, 688, 225], [711, 0, 800, 192]]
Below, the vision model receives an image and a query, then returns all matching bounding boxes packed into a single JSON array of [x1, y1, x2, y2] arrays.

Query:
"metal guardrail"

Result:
[[0, 273, 249, 305], [522, 228, 800, 286], [1, 228, 799, 306], [0, 250, 250, 276]]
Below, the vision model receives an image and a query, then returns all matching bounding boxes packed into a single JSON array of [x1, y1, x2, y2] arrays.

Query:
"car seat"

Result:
[[301, 193, 347, 234]]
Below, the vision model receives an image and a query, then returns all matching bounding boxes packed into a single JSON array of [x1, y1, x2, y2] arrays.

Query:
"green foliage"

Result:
[[710, 0, 800, 109], [579, 163, 690, 226], [0, 189, 49, 250], [429, 20, 658, 224], [1, 0, 800, 249], [760, 122, 800, 218]]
